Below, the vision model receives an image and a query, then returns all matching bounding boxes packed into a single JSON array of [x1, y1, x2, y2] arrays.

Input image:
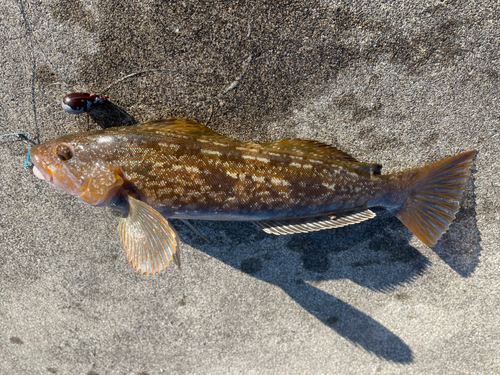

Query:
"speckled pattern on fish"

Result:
[[30, 118, 476, 276]]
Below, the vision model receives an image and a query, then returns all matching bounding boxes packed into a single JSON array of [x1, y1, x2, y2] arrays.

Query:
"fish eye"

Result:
[[56, 144, 73, 161]]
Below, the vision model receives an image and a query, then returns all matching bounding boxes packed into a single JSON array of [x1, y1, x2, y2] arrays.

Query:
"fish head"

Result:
[[31, 132, 125, 207]]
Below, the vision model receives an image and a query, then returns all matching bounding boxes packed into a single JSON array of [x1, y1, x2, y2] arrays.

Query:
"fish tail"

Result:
[[389, 150, 476, 247]]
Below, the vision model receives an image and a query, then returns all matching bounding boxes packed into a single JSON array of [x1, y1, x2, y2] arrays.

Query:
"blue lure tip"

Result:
[[0, 132, 31, 168]]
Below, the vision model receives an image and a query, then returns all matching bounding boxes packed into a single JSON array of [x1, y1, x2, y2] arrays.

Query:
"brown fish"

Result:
[[31, 118, 476, 275]]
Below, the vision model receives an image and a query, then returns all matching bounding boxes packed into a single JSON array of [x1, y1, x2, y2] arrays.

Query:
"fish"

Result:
[[31, 118, 476, 276]]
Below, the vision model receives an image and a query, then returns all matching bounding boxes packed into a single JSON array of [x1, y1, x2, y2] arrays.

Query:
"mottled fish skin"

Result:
[[31, 118, 476, 275], [32, 119, 396, 219]]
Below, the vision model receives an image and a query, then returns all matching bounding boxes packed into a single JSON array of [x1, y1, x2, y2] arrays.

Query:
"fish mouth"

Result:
[[32, 155, 54, 184]]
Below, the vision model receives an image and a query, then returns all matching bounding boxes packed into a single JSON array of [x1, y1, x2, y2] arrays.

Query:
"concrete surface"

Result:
[[1, 0, 499, 374]]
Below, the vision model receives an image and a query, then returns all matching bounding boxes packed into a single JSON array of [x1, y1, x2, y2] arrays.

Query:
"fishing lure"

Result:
[[61, 93, 105, 114], [0, 132, 31, 168]]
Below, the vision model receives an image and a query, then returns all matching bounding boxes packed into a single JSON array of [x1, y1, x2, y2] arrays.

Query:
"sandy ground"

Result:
[[1, 1, 499, 374]]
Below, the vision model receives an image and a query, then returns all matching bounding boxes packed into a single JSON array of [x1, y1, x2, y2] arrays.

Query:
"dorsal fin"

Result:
[[135, 120, 382, 174], [263, 139, 382, 174], [264, 139, 359, 162], [136, 118, 246, 147], [353, 163, 382, 175], [254, 209, 376, 235], [137, 118, 224, 138]]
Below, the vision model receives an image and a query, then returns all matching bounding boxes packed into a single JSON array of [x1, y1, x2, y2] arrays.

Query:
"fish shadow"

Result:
[[175, 209, 428, 363]]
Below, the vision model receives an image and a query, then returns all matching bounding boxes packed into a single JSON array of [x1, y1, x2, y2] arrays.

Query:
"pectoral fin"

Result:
[[254, 209, 376, 235], [118, 195, 180, 276]]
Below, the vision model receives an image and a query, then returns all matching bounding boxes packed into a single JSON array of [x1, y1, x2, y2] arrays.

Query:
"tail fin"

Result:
[[391, 150, 476, 247]]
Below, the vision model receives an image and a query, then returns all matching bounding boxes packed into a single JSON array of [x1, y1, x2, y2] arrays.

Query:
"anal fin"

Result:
[[118, 195, 180, 276], [254, 209, 376, 235]]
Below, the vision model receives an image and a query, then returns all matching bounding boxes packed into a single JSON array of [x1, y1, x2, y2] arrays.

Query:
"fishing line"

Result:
[[5, 4, 169, 171], [0, 132, 32, 168]]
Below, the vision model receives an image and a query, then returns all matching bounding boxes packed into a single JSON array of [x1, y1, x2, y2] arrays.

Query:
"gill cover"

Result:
[[78, 167, 125, 206]]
